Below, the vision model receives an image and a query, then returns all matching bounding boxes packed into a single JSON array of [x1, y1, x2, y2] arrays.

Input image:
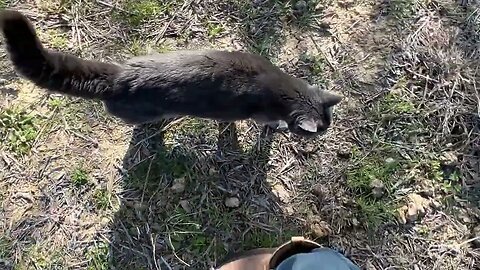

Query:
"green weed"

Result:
[[412, 159, 462, 195], [203, 205, 235, 232], [0, 109, 40, 155], [93, 188, 111, 210], [290, 0, 322, 29], [425, 159, 443, 182], [347, 156, 400, 196], [86, 242, 109, 270], [19, 245, 64, 269], [171, 117, 216, 136], [347, 154, 401, 228], [243, 228, 298, 250], [42, 29, 69, 50], [243, 231, 278, 249], [379, 92, 416, 115], [38, 0, 73, 13], [128, 39, 171, 56], [128, 39, 148, 56], [189, 233, 210, 253], [71, 167, 89, 187], [251, 35, 278, 58], [120, 0, 174, 26], [356, 197, 395, 229], [301, 53, 328, 83], [47, 96, 66, 109], [0, 236, 13, 263], [388, 0, 419, 21], [165, 208, 205, 250], [206, 22, 224, 39]]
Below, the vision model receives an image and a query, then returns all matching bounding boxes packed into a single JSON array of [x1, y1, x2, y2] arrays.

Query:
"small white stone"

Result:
[[225, 197, 240, 208], [407, 202, 418, 223], [294, 0, 308, 13], [396, 206, 408, 225], [171, 178, 186, 193], [351, 217, 360, 227], [370, 179, 386, 198], [385, 157, 396, 164], [179, 200, 191, 213], [472, 225, 480, 248]]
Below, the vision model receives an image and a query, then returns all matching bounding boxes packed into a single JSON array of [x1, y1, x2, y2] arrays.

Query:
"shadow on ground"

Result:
[[108, 121, 307, 269]]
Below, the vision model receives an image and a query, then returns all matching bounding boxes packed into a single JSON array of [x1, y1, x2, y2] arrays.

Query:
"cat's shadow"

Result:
[[108, 119, 288, 269]]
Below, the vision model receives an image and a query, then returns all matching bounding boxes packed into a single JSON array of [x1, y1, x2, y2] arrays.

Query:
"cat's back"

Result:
[[120, 50, 298, 101], [125, 50, 281, 77]]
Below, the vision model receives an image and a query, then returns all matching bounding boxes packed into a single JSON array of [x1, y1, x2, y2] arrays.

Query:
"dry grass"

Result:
[[0, 0, 479, 269]]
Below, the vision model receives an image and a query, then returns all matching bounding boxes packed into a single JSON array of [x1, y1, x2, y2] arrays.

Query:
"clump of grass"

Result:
[[206, 22, 224, 39], [290, 0, 323, 29], [38, 0, 73, 13], [86, 242, 109, 270], [347, 156, 400, 196], [243, 230, 279, 249], [347, 154, 401, 228], [93, 188, 111, 210], [411, 158, 462, 195], [356, 197, 395, 229], [380, 92, 416, 114], [243, 228, 299, 250], [250, 35, 278, 58], [71, 166, 89, 187], [18, 245, 64, 269], [169, 117, 216, 137], [0, 236, 13, 264], [165, 207, 204, 249], [119, 0, 174, 26], [371, 91, 419, 128], [127, 39, 146, 56], [59, 100, 110, 134], [128, 39, 171, 56], [189, 233, 211, 254], [0, 0, 6, 9], [300, 53, 328, 83], [0, 108, 40, 155], [39, 29, 69, 50], [123, 121, 207, 194], [202, 204, 235, 232], [388, 0, 419, 21], [47, 96, 66, 109], [424, 159, 444, 182]]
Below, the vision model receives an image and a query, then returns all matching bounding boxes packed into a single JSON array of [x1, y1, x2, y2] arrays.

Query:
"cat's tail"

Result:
[[0, 9, 122, 100]]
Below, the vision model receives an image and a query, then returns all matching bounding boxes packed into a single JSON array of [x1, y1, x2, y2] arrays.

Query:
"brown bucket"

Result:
[[216, 237, 322, 270]]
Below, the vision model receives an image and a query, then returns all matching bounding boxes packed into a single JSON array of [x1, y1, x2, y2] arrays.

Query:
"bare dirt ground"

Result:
[[0, 0, 479, 269]]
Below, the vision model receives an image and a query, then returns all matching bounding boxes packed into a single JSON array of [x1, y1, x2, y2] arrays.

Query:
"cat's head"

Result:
[[286, 84, 343, 137]]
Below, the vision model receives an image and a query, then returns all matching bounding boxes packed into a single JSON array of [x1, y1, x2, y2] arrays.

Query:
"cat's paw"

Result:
[[266, 120, 289, 132]]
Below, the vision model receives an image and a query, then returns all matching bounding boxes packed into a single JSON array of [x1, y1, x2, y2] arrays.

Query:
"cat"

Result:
[[0, 10, 342, 137]]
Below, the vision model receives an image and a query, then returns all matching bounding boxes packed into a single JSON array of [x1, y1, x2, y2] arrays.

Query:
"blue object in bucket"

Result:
[[275, 248, 360, 270]]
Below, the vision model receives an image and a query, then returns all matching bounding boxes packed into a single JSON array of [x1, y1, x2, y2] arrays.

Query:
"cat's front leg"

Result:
[[255, 119, 289, 132], [269, 120, 289, 131], [252, 114, 289, 132]]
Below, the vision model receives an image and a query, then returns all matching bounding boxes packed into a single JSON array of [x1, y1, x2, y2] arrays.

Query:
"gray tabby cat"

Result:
[[0, 10, 342, 137]]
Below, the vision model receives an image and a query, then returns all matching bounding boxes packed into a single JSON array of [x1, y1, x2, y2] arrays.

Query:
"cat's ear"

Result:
[[297, 118, 317, 133], [322, 91, 343, 107]]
